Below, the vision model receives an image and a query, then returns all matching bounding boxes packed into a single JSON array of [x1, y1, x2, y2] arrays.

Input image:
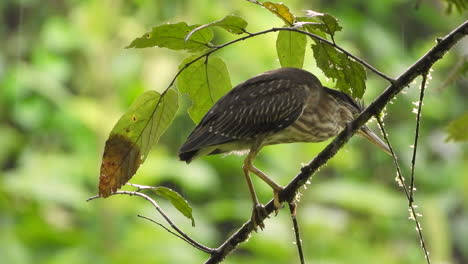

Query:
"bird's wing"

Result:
[[179, 75, 311, 153]]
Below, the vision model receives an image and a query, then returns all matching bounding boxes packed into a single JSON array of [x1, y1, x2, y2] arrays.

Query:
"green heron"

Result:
[[179, 67, 390, 229]]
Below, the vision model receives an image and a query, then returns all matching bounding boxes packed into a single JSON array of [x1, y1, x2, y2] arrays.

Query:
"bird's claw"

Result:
[[273, 187, 284, 215], [251, 203, 268, 231]]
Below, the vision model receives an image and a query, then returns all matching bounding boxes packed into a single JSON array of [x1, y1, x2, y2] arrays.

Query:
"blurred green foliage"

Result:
[[0, 0, 466, 263]]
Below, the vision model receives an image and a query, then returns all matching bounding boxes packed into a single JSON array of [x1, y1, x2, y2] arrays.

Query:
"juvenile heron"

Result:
[[179, 67, 390, 229]]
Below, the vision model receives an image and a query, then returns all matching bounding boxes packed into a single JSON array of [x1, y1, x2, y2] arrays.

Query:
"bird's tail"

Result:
[[178, 150, 198, 163]]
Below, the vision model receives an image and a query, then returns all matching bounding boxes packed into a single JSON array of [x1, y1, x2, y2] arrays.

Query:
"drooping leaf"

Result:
[[126, 22, 213, 52], [99, 89, 179, 197], [153, 186, 195, 226], [311, 42, 366, 98], [177, 56, 232, 123], [446, 112, 468, 142], [263, 2, 296, 25], [185, 15, 248, 42], [303, 10, 342, 39], [276, 30, 307, 68]]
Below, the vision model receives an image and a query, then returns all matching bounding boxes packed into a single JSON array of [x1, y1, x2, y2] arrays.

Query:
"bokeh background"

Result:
[[1, 0, 467, 263]]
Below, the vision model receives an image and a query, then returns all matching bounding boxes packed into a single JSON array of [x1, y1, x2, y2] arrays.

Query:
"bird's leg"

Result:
[[242, 158, 268, 231], [244, 149, 284, 214], [247, 163, 284, 213]]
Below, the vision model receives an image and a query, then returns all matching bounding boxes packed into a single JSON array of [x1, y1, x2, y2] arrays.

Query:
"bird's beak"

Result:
[[358, 126, 391, 155]]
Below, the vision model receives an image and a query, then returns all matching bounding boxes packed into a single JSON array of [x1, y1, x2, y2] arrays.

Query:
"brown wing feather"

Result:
[[179, 68, 319, 155]]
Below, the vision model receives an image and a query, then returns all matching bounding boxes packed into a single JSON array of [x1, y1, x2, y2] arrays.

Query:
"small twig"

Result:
[[376, 118, 431, 264], [289, 202, 305, 264], [87, 191, 214, 254], [137, 214, 192, 244], [409, 72, 428, 204], [243, 0, 263, 6]]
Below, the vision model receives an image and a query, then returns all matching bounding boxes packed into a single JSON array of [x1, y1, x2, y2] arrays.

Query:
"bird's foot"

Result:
[[273, 186, 284, 215], [251, 203, 268, 231]]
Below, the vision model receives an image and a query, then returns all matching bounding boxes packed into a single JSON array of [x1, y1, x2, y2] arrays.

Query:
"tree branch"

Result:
[[204, 20, 467, 264]]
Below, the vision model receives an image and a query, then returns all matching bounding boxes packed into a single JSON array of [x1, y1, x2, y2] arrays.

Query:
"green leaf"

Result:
[[185, 15, 248, 42], [263, 2, 296, 26], [276, 30, 307, 68], [153, 186, 195, 226], [311, 42, 366, 98], [177, 56, 232, 123], [99, 89, 179, 197], [303, 10, 342, 39], [446, 112, 468, 142], [126, 22, 213, 52], [294, 17, 328, 38]]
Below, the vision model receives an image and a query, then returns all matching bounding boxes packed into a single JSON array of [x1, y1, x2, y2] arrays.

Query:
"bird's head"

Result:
[[323, 86, 391, 155]]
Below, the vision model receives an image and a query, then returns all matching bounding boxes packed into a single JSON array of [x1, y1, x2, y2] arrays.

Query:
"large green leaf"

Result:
[[185, 15, 248, 42], [446, 112, 468, 142], [126, 22, 213, 52], [153, 186, 195, 226], [276, 29, 307, 68], [99, 89, 179, 197], [311, 42, 366, 98], [177, 56, 232, 123]]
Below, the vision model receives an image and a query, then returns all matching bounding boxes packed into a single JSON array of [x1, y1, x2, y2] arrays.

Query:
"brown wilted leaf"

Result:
[[99, 134, 141, 197], [97, 90, 179, 197]]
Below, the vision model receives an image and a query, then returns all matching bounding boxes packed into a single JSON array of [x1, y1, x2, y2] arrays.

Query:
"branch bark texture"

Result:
[[205, 20, 467, 264]]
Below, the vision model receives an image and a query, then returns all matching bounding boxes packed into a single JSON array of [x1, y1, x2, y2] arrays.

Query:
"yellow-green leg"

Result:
[[242, 147, 284, 230]]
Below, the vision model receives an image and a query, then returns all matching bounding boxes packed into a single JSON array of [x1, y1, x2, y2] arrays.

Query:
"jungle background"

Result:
[[0, 0, 466, 263]]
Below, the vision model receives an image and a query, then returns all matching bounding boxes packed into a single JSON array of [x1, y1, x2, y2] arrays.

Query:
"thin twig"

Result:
[[243, 0, 263, 6], [289, 202, 305, 264], [376, 118, 431, 264], [137, 214, 193, 244], [87, 191, 214, 254], [204, 20, 467, 264], [409, 72, 428, 204]]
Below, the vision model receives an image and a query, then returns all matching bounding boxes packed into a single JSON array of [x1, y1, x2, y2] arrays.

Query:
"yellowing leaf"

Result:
[[263, 2, 295, 25], [276, 29, 307, 68], [177, 56, 231, 123], [99, 90, 179, 197], [126, 22, 213, 52]]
